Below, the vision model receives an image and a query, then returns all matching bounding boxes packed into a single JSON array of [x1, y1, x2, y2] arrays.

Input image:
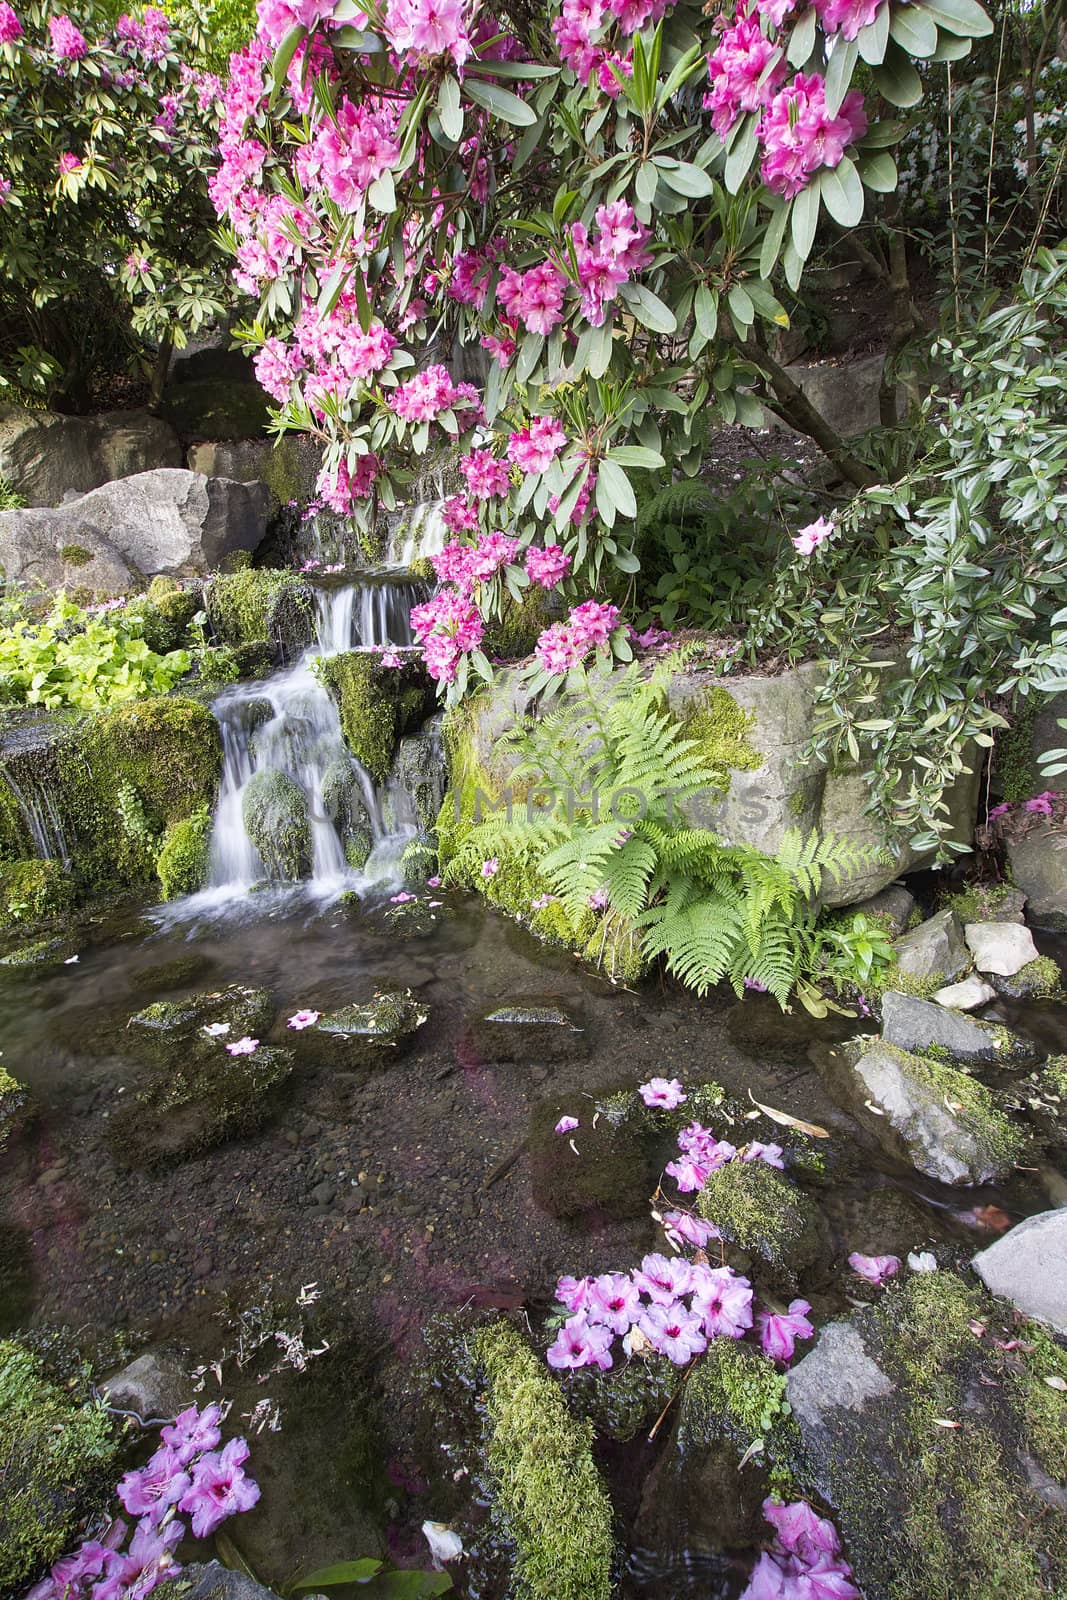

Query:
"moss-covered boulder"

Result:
[[0, 1066, 29, 1149], [470, 998, 587, 1063], [880, 991, 1039, 1066], [124, 984, 276, 1065], [0, 1340, 117, 1593], [112, 1040, 293, 1169], [0, 857, 74, 931], [390, 720, 446, 834], [242, 769, 312, 881], [299, 990, 427, 1071], [197, 642, 273, 690], [820, 1038, 1028, 1186], [471, 1321, 613, 1600], [679, 1332, 797, 1463], [157, 807, 213, 900], [320, 758, 373, 871], [786, 1272, 1067, 1600], [206, 569, 315, 659], [400, 836, 437, 888], [989, 954, 1065, 1002], [696, 1158, 823, 1273], [529, 1092, 650, 1221], [316, 651, 434, 784]]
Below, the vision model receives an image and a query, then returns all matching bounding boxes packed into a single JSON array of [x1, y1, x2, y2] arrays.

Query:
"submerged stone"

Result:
[[470, 997, 587, 1062], [301, 990, 427, 1070], [965, 920, 1040, 978], [973, 1207, 1067, 1335], [125, 985, 276, 1065], [529, 1095, 650, 1221], [156, 1563, 284, 1600], [820, 1038, 1027, 1185], [0, 1339, 117, 1593], [881, 991, 1037, 1065], [242, 769, 312, 881], [892, 908, 970, 983], [988, 953, 1065, 1002], [111, 1042, 293, 1169], [99, 1350, 190, 1420]]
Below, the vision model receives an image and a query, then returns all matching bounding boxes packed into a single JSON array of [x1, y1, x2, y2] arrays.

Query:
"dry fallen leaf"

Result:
[[746, 1090, 829, 1138], [863, 1099, 886, 1117], [738, 1438, 765, 1470], [1044, 1375, 1067, 1391], [932, 1419, 961, 1429]]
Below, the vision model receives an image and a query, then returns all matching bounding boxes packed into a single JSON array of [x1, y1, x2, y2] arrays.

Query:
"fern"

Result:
[[445, 656, 884, 1006]]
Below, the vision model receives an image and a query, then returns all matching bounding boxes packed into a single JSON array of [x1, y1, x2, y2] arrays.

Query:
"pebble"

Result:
[[310, 1181, 336, 1206]]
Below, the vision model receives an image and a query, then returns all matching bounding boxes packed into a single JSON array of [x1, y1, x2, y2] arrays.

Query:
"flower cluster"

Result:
[[533, 599, 621, 676], [507, 415, 567, 475], [525, 543, 571, 588], [411, 586, 485, 684], [742, 1497, 859, 1599], [665, 1118, 784, 1193], [31, 1406, 258, 1600], [791, 515, 835, 555], [390, 364, 481, 426]]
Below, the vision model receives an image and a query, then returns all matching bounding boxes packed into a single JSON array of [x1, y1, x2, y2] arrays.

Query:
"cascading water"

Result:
[[170, 579, 429, 915], [0, 761, 70, 865], [384, 496, 449, 569]]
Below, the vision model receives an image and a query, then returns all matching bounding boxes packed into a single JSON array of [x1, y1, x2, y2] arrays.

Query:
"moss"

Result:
[[409, 556, 435, 582], [679, 1336, 798, 1474], [887, 1042, 1028, 1175], [0, 1066, 29, 1149], [0, 858, 75, 930], [944, 880, 1022, 924], [864, 965, 945, 1006], [483, 587, 554, 661], [301, 990, 427, 1069], [697, 1159, 819, 1271], [157, 807, 212, 900], [680, 685, 761, 796], [994, 698, 1038, 802], [0, 1339, 117, 1592], [206, 568, 313, 652], [241, 769, 311, 881], [59, 696, 222, 894], [316, 651, 433, 784], [1043, 1054, 1067, 1098], [1007, 1322, 1067, 1482], [471, 1321, 614, 1600], [999, 953, 1064, 1000], [59, 543, 93, 567]]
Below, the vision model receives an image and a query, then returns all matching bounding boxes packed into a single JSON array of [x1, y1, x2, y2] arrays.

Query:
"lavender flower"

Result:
[[178, 1437, 261, 1539], [638, 1076, 686, 1109], [756, 1299, 814, 1363], [546, 1313, 614, 1371], [848, 1251, 901, 1285], [555, 1115, 579, 1134]]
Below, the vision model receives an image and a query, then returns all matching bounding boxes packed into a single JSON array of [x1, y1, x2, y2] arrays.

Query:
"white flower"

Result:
[[203, 1022, 231, 1037], [422, 1522, 464, 1570], [908, 1250, 938, 1273]]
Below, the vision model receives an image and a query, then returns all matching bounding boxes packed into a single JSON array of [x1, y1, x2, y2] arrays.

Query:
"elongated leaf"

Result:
[[331, 25, 384, 49], [463, 78, 536, 125], [824, 38, 858, 115], [859, 117, 905, 148], [607, 444, 665, 468], [747, 1090, 829, 1138], [635, 160, 658, 205], [819, 156, 864, 227], [368, 170, 395, 212], [620, 282, 677, 334], [292, 1559, 384, 1589], [728, 282, 754, 328], [694, 283, 718, 340], [787, 6, 817, 64], [931, 29, 973, 57], [872, 52, 923, 106], [919, 0, 991, 34], [790, 182, 820, 262], [657, 158, 714, 198], [588, 318, 614, 378], [595, 471, 617, 528], [724, 114, 758, 194], [860, 149, 897, 191], [782, 237, 804, 293], [759, 203, 789, 278], [857, 0, 890, 63], [598, 457, 636, 519], [436, 75, 463, 140], [464, 59, 558, 78], [272, 23, 306, 91], [888, 3, 938, 55]]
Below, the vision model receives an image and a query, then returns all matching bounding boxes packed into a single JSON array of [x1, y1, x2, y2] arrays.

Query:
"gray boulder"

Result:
[[892, 908, 970, 982], [818, 1037, 1026, 1185], [854, 883, 916, 938], [242, 769, 312, 881], [172, 1563, 284, 1600], [1007, 827, 1067, 930], [390, 717, 447, 833], [0, 404, 181, 507], [881, 991, 1035, 1065], [99, 1351, 190, 1420], [763, 353, 898, 438], [300, 989, 428, 1069], [973, 1207, 1067, 1334], [186, 435, 323, 506], [964, 920, 1039, 977], [0, 469, 268, 593]]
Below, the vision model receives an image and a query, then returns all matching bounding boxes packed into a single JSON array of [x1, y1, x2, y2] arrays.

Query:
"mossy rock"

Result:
[[944, 881, 1027, 926], [471, 1320, 614, 1600], [157, 807, 213, 900], [678, 683, 762, 796], [111, 1042, 293, 1169], [482, 586, 554, 661], [299, 990, 428, 1070], [786, 1272, 1067, 1600], [679, 1333, 798, 1465], [989, 954, 1065, 1002], [321, 757, 373, 871], [471, 997, 587, 1063], [197, 642, 273, 689], [162, 377, 272, 440], [0, 934, 73, 968], [391, 722, 446, 834], [242, 769, 312, 882], [316, 651, 434, 784], [563, 1352, 680, 1443], [0, 1339, 117, 1592], [697, 1159, 823, 1273], [127, 952, 215, 995], [0, 858, 74, 931], [206, 569, 315, 657], [0, 1067, 30, 1150], [529, 1094, 651, 1221], [400, 837, 437, 889], [123, 984, 276, 1067]]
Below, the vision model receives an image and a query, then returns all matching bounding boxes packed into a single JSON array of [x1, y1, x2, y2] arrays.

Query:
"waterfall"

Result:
[[0, 761, 70, 865], [384, 497, 449, 569], [167, 577, 428, 915]]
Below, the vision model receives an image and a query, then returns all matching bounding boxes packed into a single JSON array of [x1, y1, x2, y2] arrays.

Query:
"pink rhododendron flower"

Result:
[[256, 0, 340, 44], [117, 1446, 190, 1523], [95, 1519, 183, 1600], [287, 1009, 321, 1030], [1024, 790, 1056, 815], [508, 416, 567, 474], [743, 1140, 785, 1169], [588, 885, 609, 909], [988, 801, 1012, 819], [665, 1155, 708, 1192], [705, 13, 786, 139], [555, 1114, 579, 1134], [57, 151, 82, 175], [534, 621, 585, 676], [662, 1210, 719, 1248], [556, 1273, 597, 1311], [384, 0, 471, 67], [791, 514, 835, 554], [816, 0, 883, 39], [638, 1302, 708, 1364], [760, 75, 867, 198], [525, 544, 571, 588], [588, 1271, 641, 1334], [481, 857, 499, 878], [848, 1251, 901, 1284], [226, 1036, 259, 1056], [757, 1298, 814, 1362], [547, 1312, 614, 1370], [178, 1437, 260, 1539], [49, 14, 88, 56], [690, 1263, 754, 1338], [639, 1077, 687, 1110], [480, 332, 516, 367], [632, 1251, 693, 1305], [390, 891, 416, 903], [0, 3, 22, 41], [531, 892, 557, 909], [160, 1403, 224, 1468], [461, 449, 512, 499], [499, 260, 568, 335], [441, 495, 480, 535], [763, 1497, 842, 1562], [470, 530, 518, 580]]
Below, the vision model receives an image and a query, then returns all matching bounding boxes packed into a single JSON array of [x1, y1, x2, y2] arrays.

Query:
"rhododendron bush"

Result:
[[0, 1, 232, 408], [216, 0, 991, 694]]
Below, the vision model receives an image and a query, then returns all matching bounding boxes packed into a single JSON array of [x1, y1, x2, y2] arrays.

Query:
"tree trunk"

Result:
[[148, 330, 174, 413], [741, 340, 880, 490], [880, 215, 914, 428]]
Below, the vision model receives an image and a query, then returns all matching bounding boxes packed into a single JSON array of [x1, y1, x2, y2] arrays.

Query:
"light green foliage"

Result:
[[0, 858, 74, 929], [0, 1340, 116, 1592], [0, 592, 192, 711], [162, 0, 257, 72], [156, 807, 213, 899], [679, 685, 761, 794], [445, 656, 880, 1003], [0, 1066, 28, 1149], [0, 475, 26, 510], [679, 1336, 795, 1469], [471, 1321, 613, 1600], [811, 910, 897, 991]]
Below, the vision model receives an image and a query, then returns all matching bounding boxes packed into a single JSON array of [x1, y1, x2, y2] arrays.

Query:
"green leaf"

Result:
[[819, 156, 864, 227], [824, 38, 858, 115], [368, 1574, 453, 1598], [888, 3, 939, 55], [724, 115, 758, 194], [918, 0, 991, 34], [463, 78, 537, 125], [595, 471, 617, 528], [857, 0, 891, 63], [271, 23, 306, 91], [598, 457, 637, 519], [860, 150, 898, 191], [656, 159, 714, 198], [788, 7, 818, 64], [860, 118, 905, 148], [588, 318, 614, 378], [872, 52, 924, 106], [635, 161, 658, 205], [790, 182, 820, 262], [291, 1559, 384, 1590], [930, 30, 973, 57], [606, 444, 665, 468], [694, 283, 718, 341], [331, 25, 384, 49], [436, 75, 463, 141], [368, 170, 395, 211], [620, 282, 677, 334], [759, 203, 790, 278], [782, 237, 804, 294], [728, 282, 754, 328]]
